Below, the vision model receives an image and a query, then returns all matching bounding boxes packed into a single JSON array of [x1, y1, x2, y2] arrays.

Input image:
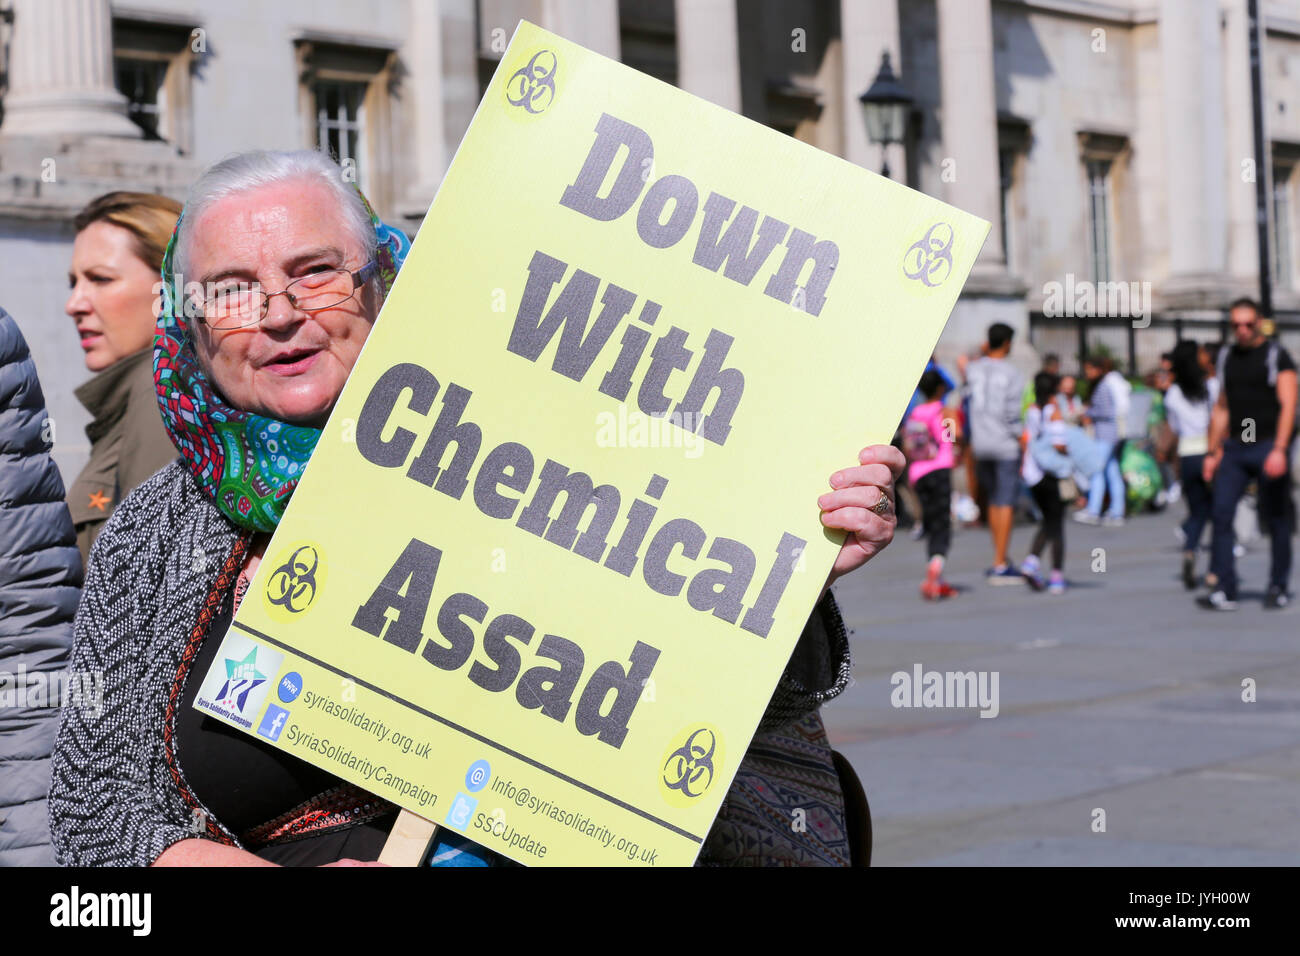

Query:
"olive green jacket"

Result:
[[68, 348, 177, 569]]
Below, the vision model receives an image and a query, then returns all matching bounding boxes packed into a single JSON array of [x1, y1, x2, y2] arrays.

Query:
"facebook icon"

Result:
[[257, 704, 291, 742]]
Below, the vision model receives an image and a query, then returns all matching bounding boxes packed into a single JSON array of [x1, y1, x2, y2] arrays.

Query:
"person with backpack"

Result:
[[898, 355, 957, 536], [1198, 298, 1299, 611], [906, 370, 960, 599]]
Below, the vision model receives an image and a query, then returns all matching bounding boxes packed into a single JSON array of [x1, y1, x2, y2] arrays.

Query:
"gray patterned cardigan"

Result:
[[48, 460, 852, 866]]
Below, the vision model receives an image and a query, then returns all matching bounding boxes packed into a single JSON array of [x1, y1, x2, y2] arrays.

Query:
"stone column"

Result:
[[1, 0, 140, 137], [936, 0, 1004, 276], [541, 0, 620, 59], [933, 0, 1029, 375], [1220, 0, 1259, 288], [402, 0, 449, 216], [1160, 0, 1228, 300], [674, 0, 741, 112], [841, 0, 903, 180]]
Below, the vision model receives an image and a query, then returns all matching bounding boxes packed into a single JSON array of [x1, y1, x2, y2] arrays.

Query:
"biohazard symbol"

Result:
[[506, 50, 558, 114], [266, 545, 320, 614], [662, 728, 717, 798], [903, 222, 955, 287]]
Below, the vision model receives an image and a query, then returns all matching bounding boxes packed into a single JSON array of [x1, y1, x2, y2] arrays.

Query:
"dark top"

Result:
[[176, 583, 395, 865], [1222, 340, 1296, 444]]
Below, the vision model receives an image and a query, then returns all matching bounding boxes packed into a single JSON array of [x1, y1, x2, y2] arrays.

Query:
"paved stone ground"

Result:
[[824, 502, 1300, 865]]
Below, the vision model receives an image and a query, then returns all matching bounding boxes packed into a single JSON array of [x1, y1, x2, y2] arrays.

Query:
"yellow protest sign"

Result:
[[194, 20, 989, 866]]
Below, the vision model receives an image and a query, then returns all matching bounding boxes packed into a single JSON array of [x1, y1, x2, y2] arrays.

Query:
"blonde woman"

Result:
[[65, 192, 182, 566]]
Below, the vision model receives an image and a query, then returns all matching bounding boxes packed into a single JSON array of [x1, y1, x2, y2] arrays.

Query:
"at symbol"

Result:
[[506, 50, 558, 114], [662, 728, 716, 798], [903, 222, 955, 287], [267, 546, 319, 614]]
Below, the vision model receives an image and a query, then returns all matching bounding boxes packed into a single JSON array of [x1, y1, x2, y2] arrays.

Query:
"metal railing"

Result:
[[1028, 311, 1300, 376]]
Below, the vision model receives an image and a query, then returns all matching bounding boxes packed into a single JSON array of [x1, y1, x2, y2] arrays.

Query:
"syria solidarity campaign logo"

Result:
[[193, 633, 284, 730], [217, 647, 266, 711]]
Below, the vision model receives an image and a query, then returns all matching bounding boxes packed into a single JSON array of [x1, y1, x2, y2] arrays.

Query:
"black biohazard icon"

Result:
[[266, 545, 320, 614], [506, 50, 558, 114], [662, 728, 717, 798], [903, 222, 955, 287]]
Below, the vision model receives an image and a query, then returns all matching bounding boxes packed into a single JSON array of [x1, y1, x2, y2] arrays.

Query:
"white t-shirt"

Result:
[[1103, 370, 1133, 439], [1164, 378, 1220, 457]]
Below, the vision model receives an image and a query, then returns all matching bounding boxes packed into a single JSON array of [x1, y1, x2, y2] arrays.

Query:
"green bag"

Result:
[[1121, 442, 1162, 512]]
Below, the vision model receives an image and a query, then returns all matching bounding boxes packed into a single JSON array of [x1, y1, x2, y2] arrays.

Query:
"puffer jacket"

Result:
[[0, 309, 83, 865]]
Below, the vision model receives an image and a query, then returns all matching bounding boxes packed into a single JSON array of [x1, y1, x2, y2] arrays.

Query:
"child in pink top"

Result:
[[904, 371, 959, 599]]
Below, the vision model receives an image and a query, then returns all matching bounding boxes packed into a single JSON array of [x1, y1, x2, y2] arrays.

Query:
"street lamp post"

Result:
[[1248, 0, 1273, 318], [859, 51, 913, 180]]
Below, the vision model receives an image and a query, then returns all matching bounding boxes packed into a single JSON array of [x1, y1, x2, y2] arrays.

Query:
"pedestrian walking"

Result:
[[1019, 372, 1068, 594], [965, 323, 1026, 584], [1198, 298, 1298, 610], [1074, 355, 1129, 527], [905, 370, 960, 599], [1165, 341, 1218, 589]]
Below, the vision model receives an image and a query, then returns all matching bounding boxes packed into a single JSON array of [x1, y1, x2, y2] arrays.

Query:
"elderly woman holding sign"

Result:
[[48, 149, 902, 867]]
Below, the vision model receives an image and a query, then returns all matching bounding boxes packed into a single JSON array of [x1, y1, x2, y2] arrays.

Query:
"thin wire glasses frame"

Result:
[[197, 260, 380, 330]]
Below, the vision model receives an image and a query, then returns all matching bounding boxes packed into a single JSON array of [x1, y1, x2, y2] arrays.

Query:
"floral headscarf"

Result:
[[154, 184, 412, 531]]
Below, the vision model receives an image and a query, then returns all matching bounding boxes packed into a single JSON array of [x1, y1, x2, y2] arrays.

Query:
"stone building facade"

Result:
[[2, 0, 1298, 482]]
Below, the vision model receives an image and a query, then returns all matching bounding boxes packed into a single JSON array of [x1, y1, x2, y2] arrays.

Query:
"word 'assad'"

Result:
[[560, 113, 840, 318], [351, 537, 657, 749], [354, 362, 807, 640]]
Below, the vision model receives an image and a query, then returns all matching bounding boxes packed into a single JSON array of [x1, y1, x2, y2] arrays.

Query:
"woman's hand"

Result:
[[153, 839, 279, 866], [320, 859, 390, 867], [818, 444, 905, 595]]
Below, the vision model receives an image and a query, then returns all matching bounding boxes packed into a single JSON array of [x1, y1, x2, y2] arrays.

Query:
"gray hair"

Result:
[[173, 149, 376, 280]]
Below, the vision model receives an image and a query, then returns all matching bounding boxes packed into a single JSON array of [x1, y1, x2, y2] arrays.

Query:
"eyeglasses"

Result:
[[196, 261, 379, 330]]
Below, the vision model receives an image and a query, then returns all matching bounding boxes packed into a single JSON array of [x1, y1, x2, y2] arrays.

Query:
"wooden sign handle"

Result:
[[379, 809, 439, 867]]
